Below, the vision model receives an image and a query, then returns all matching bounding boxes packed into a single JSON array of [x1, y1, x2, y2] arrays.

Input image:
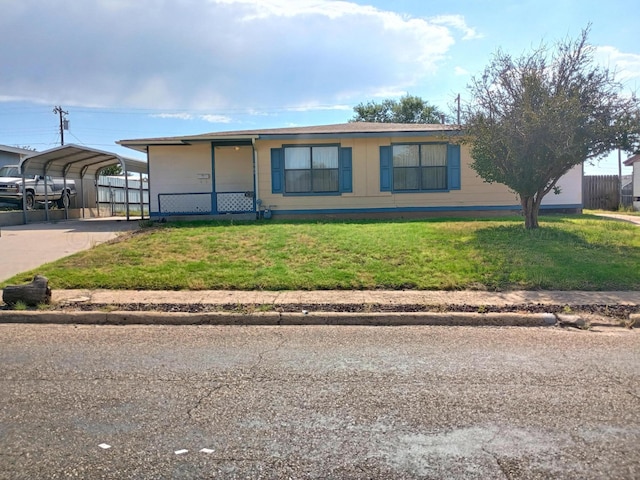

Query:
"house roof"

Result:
[[118, 122, 461, 153], [623, 153, 640, 166], [0, 144, 37, 156]]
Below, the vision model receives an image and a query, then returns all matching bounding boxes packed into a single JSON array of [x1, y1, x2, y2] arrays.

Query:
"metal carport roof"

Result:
[[18, 144, 148, 223], [21, 144, 147, 177]]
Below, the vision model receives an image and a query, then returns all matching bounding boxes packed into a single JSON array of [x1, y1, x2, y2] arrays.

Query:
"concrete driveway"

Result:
[[0, 218, 139, 282]]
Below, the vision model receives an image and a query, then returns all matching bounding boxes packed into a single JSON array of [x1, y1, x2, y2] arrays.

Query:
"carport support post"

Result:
[[63, 176, 68, 220], [123, 159, 130, 221], [80, 176, 85, 219], [139, 172, 144, 220], [21, 170, 27, 225], [43, 174, 50, 222]]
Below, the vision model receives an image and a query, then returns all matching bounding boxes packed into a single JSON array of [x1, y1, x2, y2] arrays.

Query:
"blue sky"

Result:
[[1, 0, 638, 174]]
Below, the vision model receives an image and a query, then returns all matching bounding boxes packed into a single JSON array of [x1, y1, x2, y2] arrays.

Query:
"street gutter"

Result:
[[0, 309, 596, 327]]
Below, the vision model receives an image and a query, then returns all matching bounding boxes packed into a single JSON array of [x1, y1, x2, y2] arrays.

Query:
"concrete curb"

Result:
[[0, 310, 558, 327]]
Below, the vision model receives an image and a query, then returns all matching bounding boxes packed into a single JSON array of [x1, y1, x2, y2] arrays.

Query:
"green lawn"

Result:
[[3, 215, 640, 291]]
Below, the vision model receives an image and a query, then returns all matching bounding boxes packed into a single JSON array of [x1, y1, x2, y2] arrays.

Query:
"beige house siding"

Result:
[[148, 144, 212, 212], [255, 137, 519, 212], [144, 131, 582, 217]]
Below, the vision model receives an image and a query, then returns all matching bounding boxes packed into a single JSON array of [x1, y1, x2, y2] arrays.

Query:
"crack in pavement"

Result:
[[481, 427, 512, 480], [184, 332, 288, 421], [246, 331, 288, 374], [185, 382, 226, 421]]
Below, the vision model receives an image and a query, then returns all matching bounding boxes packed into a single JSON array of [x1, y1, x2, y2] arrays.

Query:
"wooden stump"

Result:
[[3, 275, 52, 306]]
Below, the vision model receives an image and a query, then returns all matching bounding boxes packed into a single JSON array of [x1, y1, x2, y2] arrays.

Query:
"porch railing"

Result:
[[217, 192, 254, 213], [158, 192, 254, 215], [158, 193, 212, 214]]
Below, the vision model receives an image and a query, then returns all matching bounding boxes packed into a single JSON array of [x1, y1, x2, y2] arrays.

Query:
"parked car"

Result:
[[0, 165, 76, 210]]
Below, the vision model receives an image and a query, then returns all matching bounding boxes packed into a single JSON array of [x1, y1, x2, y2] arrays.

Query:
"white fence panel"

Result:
[[97, 175, 149, 216]]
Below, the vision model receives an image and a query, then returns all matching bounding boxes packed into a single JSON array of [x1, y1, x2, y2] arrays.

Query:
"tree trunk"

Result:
[[520, 195, 540, 229], [2, 275, 51, 306]]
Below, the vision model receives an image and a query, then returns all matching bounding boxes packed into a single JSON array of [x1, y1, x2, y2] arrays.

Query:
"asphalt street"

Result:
[[0, 324, 638, 479]]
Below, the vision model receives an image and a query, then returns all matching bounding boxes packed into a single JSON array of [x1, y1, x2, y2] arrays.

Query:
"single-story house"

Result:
[[0, 144, 36, 169], [118, 122, 582, 219], [623, 153, 640, 211]]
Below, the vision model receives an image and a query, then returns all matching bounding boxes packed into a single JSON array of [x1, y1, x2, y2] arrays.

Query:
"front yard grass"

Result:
[[2, 214, 639, 291]]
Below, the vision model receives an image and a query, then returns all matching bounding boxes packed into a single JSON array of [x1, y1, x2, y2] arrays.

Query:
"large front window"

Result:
[[284, 146, 339, 193], [392, 144, 447, 191]]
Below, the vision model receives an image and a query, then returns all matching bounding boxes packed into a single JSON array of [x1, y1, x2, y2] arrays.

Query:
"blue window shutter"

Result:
[[340, 147, 352, 193], [447, 144, 461, 190], [380, 146, 391, 192], [271, 148, 283, 193]]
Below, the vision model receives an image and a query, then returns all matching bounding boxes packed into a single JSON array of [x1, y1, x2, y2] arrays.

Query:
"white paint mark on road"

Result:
[[98, 443, 111, 449], [174, 449, 188, 455], [200, 448, 215, 454]]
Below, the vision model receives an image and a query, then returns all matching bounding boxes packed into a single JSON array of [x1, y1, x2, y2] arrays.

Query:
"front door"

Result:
[[212, 145, 254, 214]]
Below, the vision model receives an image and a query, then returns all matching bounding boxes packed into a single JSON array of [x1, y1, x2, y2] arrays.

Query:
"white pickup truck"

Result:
[[0, 165, 77, 210]]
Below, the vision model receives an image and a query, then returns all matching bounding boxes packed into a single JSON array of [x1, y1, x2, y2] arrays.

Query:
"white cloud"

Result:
[[285, 103, 352, 112], [430, 15, 482, 40], [199, 114, 232, 123], [370, 88, 408, 98], [150, 113, 232, 123], [151, 113, 195, 120], [454, 66, 470, 76], [596, 46, 640, 86], [0, 0, 477, 112]]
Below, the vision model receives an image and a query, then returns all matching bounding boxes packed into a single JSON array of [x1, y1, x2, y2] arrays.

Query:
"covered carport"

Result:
[[18, 144, 148, 224]]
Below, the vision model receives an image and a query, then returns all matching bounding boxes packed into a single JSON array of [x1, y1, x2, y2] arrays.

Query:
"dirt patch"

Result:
[[45, 301, 640, 320]]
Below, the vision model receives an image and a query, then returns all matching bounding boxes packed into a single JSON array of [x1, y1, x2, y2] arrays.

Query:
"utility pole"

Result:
[[456, 94, 461, 125], [53, 106, 69, 145]]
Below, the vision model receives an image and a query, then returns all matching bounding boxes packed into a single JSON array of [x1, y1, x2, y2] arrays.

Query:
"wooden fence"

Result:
[[582, 175, 623, 210]]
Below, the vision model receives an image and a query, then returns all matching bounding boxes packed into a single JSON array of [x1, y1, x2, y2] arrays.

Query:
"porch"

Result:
[[150, 143, 257, 218]]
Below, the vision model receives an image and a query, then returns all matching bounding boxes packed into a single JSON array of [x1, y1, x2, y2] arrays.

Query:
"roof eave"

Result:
[[623, 153, 640, 166], [118, 135, 259, 152]]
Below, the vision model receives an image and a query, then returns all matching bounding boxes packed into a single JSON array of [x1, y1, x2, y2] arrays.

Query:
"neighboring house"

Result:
[[0, 144, 36, 169], [0, 145, 38, 207], [624, 153, 640, 211], [621, 174, 633, 208], [118, 122, 583, 219]]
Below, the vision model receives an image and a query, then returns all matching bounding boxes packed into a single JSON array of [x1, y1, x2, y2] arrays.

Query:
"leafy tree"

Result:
[[99, 164, 123, 176], [463, 27, 640, 229], [351, 94, 444, 123]]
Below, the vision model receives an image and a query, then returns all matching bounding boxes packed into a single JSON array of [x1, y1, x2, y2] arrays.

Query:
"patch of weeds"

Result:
[[477, 304, 487, 314], [255, 304, 275, 312], [11, 300, 28, 311], [563, 305, 573, 314], [227, 302, 256, 314], [139, 219, 155, 228], [36, 302, 55, 311], [98, 304, 119, 313]]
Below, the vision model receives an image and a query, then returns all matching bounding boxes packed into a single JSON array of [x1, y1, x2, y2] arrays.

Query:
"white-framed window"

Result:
[[392, 144, 447, 191], [284, 145, 339, 194]]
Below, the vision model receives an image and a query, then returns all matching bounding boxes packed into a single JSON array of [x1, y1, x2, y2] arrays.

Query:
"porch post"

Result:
[[252, 140, 258, 216], [211, 144, 217, 214]]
